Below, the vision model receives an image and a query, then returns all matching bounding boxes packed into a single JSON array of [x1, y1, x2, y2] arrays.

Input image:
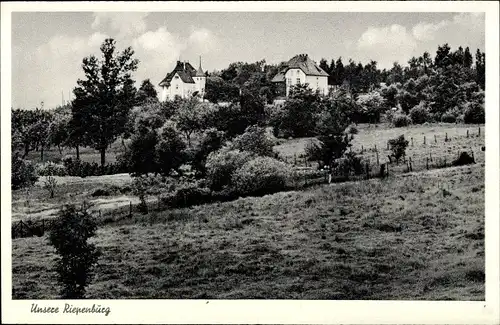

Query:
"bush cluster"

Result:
[[232, 156, 291, 196], [36, 162, 68, 176], [392, 114, 411, 127], [62, 157, 129, 177], [12, 153, 38, 190]]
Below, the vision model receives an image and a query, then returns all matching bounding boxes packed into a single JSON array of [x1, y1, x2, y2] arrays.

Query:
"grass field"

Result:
[[274, 123, 485, 167], [12, 164, 484, 300]]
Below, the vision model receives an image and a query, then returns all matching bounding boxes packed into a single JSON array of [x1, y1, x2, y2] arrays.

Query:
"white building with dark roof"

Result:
[[271, 54, 329, 96], [159, 57, 206, 101]]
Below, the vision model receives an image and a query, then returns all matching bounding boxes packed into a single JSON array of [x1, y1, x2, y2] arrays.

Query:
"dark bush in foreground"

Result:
[[48, 204, 100, 299], [12, 153, 38, 190], [452, 152, 475, 166]]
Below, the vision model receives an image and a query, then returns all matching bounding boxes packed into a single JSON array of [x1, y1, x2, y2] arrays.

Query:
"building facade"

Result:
[[159, 58, 206, 101], [271, 54, 329, 97]]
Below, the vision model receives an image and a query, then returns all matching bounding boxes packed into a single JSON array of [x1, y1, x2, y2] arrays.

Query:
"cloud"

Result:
[[356, 13, 484, 69], [357, 24, 417, 67], [187, 27, 219, 54], [412, 21, 448, 41], [91, 12, 149, 38], [412, 12, 484, 41], [130, 26, 219, 94]]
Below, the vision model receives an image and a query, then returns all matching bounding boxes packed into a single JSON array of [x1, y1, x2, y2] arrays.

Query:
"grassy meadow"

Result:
[[275, 123, 485, 167], [12, 163, 484, 300]]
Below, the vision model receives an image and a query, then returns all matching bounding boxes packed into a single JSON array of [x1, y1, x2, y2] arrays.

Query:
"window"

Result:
[[176, 84, 179, 90], [296, 78, 300, 85], [174, 75, 179, 79], [287, 78, 291, 85]]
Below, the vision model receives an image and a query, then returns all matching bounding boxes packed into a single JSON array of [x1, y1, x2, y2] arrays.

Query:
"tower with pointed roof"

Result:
[[159, 56, 206, 101]]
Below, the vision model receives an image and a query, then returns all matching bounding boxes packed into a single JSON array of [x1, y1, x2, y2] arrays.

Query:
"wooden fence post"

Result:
[[467, 129, 469, 138], [376, 150, 379, 166], [294, 153, 297, 166], [478, 126, 481, 136], [129, 201, 132, 216], [424, 136, 426, 145], [387, 141, 390, 150], [445, 133, 448, 142], [434, 134, 437, 143], [426, 157, 429, 170], [361, 145, 364, 153], [411, 137, 414, 147], [409, 157, 413, 172], [430, 152, 433, 162]]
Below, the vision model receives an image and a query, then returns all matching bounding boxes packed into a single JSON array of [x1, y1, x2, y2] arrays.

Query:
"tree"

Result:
[[334, 57, 345, 86], [475, 49, 485, 90], [191, 128, 226, 177], [205, 76, 239, 103], [155, 122, 187, 176], [71, 38, 139, 167], [356, 91, 386, 123], [48, 204, 100, 299], [137, 79, 158, 105], [388, 135, 409, 164], [49, 105, 72, 155], [11, 152, 38, 190], [275, 84, 321, 138], [127, 118, 160, 176], [463, 47, 473, 69], [174, 97, 204, 146], [313, 94, 353, 167]]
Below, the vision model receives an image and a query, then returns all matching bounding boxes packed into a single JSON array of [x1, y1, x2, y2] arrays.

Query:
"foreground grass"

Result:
[[12, 164, 484, 300]]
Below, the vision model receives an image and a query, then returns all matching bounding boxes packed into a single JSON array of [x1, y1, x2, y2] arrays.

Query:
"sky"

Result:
[[11, 11, 484, 109]]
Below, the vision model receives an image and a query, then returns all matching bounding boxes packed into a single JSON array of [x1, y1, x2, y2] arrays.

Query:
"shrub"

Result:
[[392, 114, 411, 127], [388, 135, 409, 164], [206, 148, 254, 191], [36, 162, 68, 176], [48, 204, 100, 299], [12, 153, 38, 190], [409, 102, 430, 124], [463, 101, 485, 124], [43, 176, 58, 198], [346, 125, 359, 134], [304, 139, 322, 163], [332, 152, 365, 177], [191, 128, 226, 177], [161, 180, 211, 208], [440, 112, 457, 123], [452, 152, 475, 166], [232, 156, 291, 196], [230, 125, 275, 157], [91, 188, 112, 197]]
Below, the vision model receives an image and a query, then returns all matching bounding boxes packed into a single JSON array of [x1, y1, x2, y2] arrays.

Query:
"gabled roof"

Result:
[[271, 54, 329, 82], [159, 61, 197, 87]]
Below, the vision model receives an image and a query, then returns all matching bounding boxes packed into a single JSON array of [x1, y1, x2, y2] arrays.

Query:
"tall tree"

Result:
[[71, 38, 139, 166], [475, 49, 485, 90], [463, 47, 473, 69], [136, 79, 158, 105]]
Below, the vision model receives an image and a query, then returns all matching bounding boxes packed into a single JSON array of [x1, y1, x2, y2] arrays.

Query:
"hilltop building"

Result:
[[271, 54, 329, 97], [159, 57, 206, 101]]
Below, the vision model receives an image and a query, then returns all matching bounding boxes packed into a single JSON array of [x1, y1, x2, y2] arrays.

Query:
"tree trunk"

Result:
[[23, 143, 29, 158], [75, 146, 80, 160], [121, 138, 127, 151], [100, 148, 106, 167]]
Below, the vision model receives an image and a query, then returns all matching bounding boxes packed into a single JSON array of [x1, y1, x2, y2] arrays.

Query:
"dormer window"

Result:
[[174, 75, 179, 79]]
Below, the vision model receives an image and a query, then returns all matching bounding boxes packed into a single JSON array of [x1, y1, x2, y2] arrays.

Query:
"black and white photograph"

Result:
[[1, 1, 499, 324]]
